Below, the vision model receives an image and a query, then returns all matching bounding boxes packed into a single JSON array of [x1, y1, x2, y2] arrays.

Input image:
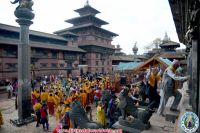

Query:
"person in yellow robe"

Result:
[[84, 83, 92, 104], [0, 110, 3, 128], [55, 102, 63, 121], [96, 101, 106, 127], [40, 90, 48, 104], [35, 90, 41, 101], [54, 92, 61, 109]]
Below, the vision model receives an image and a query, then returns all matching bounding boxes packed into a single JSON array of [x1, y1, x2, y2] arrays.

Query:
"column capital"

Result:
[[14, 8, 34, 26]]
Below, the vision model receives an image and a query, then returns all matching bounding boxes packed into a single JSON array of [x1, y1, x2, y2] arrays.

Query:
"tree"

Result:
[[144, 38, 162, 50]]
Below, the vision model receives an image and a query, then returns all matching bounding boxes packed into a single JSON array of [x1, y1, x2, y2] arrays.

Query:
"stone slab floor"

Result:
[[0, 97, 176, 133]]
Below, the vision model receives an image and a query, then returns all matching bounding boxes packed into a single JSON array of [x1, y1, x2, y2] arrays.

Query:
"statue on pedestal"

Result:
[[11, 0, 34, 10], [116, 87, 153, 131], [69, 99, 102, 129]]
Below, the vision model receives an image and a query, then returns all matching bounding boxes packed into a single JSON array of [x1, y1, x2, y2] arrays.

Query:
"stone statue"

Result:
[[118, 87, 153, 130], [69, 99, 102, 129], [11, 0, 34, 10], [101, 88, 112, 104]]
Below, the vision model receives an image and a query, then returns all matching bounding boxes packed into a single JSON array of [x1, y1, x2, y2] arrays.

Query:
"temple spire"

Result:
[[132, 41, 138, 55], [85, 0, 90, 6], [163, 32, 170, 43]]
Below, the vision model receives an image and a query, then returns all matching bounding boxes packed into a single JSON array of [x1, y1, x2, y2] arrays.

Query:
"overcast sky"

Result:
[[0, 0, 183, 54]]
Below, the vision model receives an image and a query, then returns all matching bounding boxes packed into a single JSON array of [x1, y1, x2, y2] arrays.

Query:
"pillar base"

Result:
[[10, 114, 36, 127]]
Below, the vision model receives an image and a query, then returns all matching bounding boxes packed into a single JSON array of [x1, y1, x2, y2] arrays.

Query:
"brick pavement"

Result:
[[141, 114, 175, 133], [0, 98, 99, 133], [0, 97, 177, 133], [0, 98, 57, 133]]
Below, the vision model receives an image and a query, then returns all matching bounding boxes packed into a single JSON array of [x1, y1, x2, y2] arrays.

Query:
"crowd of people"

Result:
[[31, 73, 119, 131], [0, 59, 190, 131]]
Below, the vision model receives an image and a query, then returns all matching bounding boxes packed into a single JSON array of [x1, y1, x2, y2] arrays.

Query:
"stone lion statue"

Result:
[[11, 0, 34, 10], [69, 99, 102, 129], [118, 87, 153, 129]]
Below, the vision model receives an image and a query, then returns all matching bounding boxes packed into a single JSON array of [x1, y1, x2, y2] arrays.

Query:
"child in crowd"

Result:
[[33, 101, 42, 127], [97, 101, 106, 127], [85, 105, 93, 121], [40, 104, 49, 131]]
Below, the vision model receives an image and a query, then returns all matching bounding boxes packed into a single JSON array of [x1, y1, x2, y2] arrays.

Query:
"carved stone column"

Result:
[[10, 2, 35, 126]]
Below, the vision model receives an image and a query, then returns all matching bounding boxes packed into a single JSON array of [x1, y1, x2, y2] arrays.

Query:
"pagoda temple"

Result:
[[54, 1, 118, 74], [159, 32, 180, 52]]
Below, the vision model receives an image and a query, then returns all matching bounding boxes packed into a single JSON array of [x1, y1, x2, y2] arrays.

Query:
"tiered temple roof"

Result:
[[65, 14, 109, 26], [54, 3, 118, 39], [74, 2, 100, 16], [159, 33, 180, 51]]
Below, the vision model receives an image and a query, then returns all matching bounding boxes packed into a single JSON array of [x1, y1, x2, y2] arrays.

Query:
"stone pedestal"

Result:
[[112, 116, 151, 133], [165, 107, 179, 123], [10, 7, 35, 126]]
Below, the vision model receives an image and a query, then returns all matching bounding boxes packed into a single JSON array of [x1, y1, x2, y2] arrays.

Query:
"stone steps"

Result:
[[165, 107, 179, 123], [0, 86, 7, 94]]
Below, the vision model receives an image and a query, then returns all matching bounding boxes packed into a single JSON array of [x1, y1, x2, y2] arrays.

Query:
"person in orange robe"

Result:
[[80, 90, 87, 107], [47, 93, 55, 115]]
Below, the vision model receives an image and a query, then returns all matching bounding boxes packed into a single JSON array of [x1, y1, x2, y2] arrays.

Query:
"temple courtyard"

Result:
[[0, 93, 181, 133]]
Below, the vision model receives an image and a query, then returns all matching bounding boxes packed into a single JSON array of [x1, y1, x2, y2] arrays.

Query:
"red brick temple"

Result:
[[54, 2, 118, 74], [0, 23, 85, 80], [0, 2, 118, 80]]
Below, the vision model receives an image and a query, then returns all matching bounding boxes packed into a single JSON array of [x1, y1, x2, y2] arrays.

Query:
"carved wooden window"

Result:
[[6, 63, 17, 69], [74, 64, 78, 68], [0, 63, 2, 70], [60, 64, 65, 68], [96, 53, 99, 58], [40, 63, 48, 68], [102, 61, 104, 65], [63, 52, 77, 61], [96, 61, 99, 66], [51, 63, 57, 68], [52, 51, 58, 59], [35, 49, 48, 58], [43, 50, 49, 57], [67, 62, 72, 68], [107, 61, 109, 65], [102, 67, 104, 73], [3, 49, 17, 57], [0, 49, 3, 56]]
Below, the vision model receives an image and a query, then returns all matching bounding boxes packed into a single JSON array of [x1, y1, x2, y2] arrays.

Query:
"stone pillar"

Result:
[[191, 39, 198, 113], [10, 2, 35, 126], [198, 18, 200, 119]]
